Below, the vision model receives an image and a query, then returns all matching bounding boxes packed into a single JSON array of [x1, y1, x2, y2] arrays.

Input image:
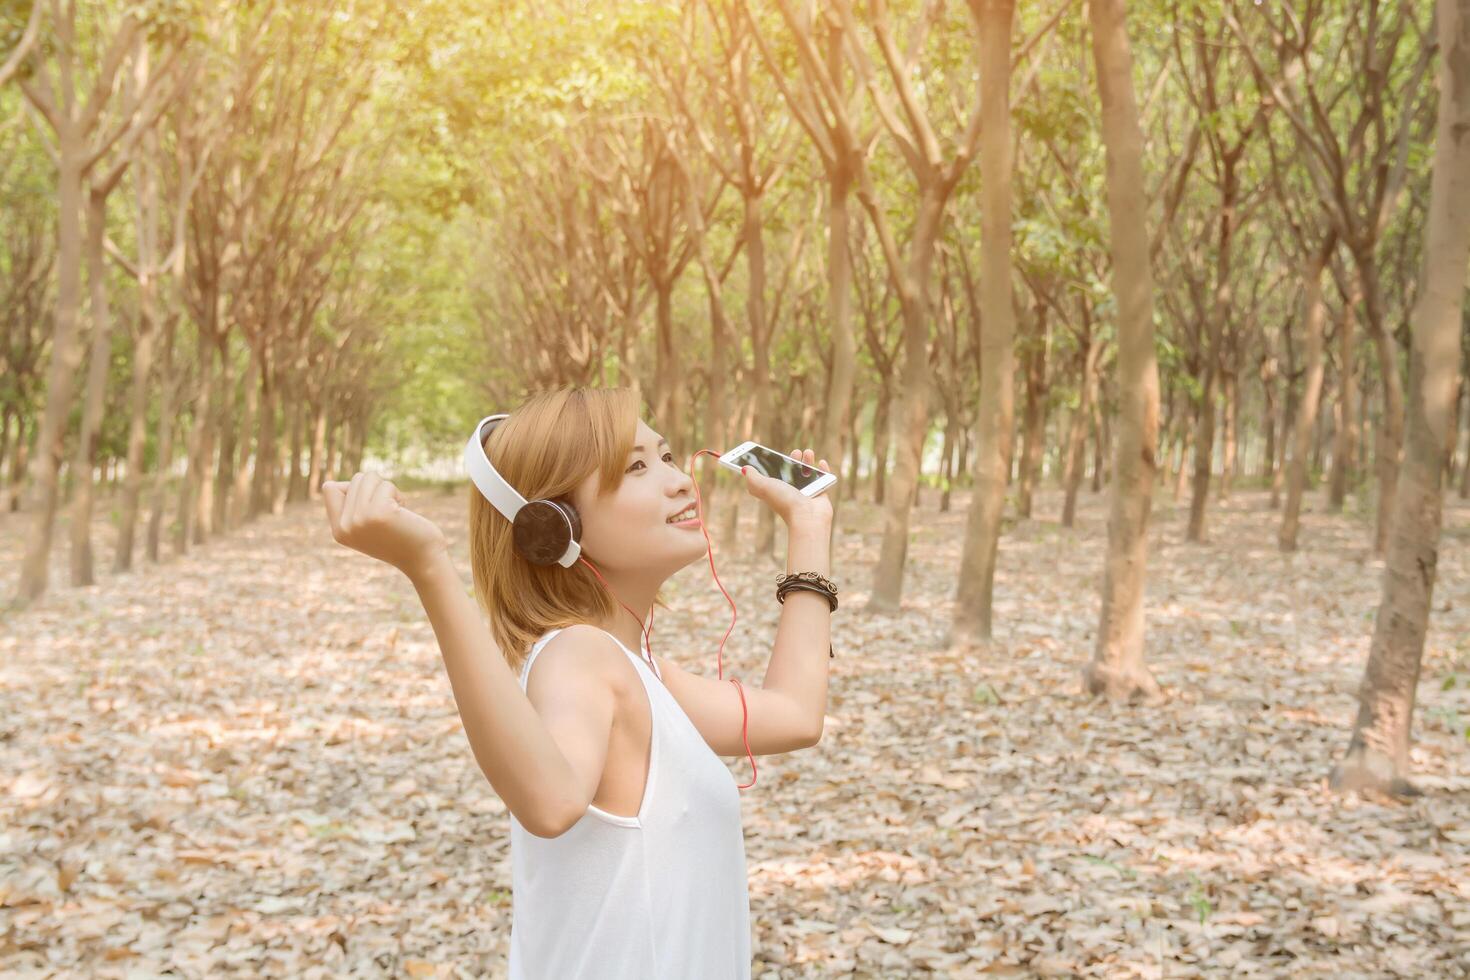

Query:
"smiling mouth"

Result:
[[665, 506, 699, 525]]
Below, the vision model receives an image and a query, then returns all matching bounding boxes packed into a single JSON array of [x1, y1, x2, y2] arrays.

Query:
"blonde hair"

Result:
[[468, 386, 649, 672]]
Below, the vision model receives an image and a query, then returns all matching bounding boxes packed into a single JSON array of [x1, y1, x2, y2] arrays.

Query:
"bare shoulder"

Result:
[[526, 625, 636, 702]]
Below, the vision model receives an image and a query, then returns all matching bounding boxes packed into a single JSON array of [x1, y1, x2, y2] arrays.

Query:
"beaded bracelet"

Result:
[[778, 570, 837, 590], [777, 580, 838, 612], [776, 572, 837, 658], [776, 571, 838, 606]]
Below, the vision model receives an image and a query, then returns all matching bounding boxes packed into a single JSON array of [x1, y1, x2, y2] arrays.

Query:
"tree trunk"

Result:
[[819, 166, 857, 537], [952, 0, 1017, 645], [307, 398, 327, 500], [1331, 0, 1470, 794], [914, 427, 927, 511], [272, 395, 291, 515], [717, 388, 754, 547], [145, 317, 179, 563], [286, 386, 308, 504], [120, 135, 165, 567], [1462, 387, 1470, 498], [654, 281, 677, 438], [1082, 0, 1163, 704], [1329, 290, 1359, 511], [207, 343, 235, 539], [1456, 348, 1470, 497], [1363, 265, 1405, 554], [338, 417, 354, 475], [1063, 340, 1100, 527], [868, 179, 947, 610], [1173, 423, 1189, 490], [324, 416, 340, 485], [758, 408, 786, 559], [230, 350, 259, 528], [956, 422, 971, 486], [1452, 371, 1464, 481], [1261, 357, 1279, 497], [192, 376, 216, 545], [69, 187, 120, 587], [1280, 237, 1336, 550], [1016, 303, 1049, 519], [3, 415, 30, 513], [744, 195, 776, 560], [1186, 370, 1216, 541], [1155, 391, 1172, 490], [1272, 345, 1296, 509], [871, 380, 893, 505], [1311, 388, 1329, 473], [345, 413, 367, 474], [250, 357, 277, 518], [1220, 369, 1238, 499], [0, 411, 11, 500], [1339, 236, 1406, 553], [938, 415, 957, 512], [15, 156, 86, 605], [175, 345, 203, 555], [698, 254, 731, 548], [1173, 412, 1191, 501], [114, 278, 160, 573], [1093, 386, 1109, 490], [1262, 375, 1277, 485]]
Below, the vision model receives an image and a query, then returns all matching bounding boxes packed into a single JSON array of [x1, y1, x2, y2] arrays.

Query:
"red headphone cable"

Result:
[[575, 448, 756, 789]]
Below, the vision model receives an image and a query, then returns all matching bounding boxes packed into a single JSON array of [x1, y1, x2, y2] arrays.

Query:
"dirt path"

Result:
[[3, 485, 1467, 977]]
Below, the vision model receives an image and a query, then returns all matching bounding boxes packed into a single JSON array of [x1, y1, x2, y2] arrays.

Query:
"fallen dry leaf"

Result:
[[1, 487, 1467, 977]]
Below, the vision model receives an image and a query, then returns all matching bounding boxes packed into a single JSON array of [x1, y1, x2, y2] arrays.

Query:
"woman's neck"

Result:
[[589, 571, 660, 657]]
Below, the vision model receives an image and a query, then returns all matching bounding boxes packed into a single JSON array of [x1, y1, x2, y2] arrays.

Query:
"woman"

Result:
[[320, 386, 835, 979]]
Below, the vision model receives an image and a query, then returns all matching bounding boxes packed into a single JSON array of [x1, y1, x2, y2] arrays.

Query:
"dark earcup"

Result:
[[512, 498, 582, 566]]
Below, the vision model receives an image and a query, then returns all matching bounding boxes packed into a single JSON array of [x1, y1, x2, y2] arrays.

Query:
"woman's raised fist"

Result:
[[321, 472, 448, 578]]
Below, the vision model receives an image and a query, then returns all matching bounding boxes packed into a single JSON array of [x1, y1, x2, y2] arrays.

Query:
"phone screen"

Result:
[[727, 444, 830, 492]]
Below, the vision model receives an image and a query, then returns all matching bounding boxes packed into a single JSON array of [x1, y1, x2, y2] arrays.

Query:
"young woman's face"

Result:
[[571, 419, 709, 576]]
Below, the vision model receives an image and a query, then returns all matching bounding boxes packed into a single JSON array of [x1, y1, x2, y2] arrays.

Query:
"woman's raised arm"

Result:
[[321, 473, 590, 837]]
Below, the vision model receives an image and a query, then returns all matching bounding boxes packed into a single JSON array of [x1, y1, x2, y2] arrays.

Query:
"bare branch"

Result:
[[0, 0, 43, 88]]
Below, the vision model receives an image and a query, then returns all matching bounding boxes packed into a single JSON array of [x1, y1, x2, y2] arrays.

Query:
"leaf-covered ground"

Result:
[[2, 482, 1468, 978]]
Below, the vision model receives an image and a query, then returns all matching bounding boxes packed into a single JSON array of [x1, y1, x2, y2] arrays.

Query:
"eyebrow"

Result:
[[631, 437, 670, 453]]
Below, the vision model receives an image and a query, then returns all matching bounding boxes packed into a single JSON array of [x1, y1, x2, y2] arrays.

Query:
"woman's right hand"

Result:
[[321, 472, 448, 579]]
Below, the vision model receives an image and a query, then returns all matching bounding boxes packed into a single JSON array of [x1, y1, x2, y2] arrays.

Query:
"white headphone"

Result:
[[463, 413, 583, 568]]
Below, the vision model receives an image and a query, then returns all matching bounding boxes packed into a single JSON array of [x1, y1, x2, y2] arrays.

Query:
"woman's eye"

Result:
[[627, 452, 676, 472]]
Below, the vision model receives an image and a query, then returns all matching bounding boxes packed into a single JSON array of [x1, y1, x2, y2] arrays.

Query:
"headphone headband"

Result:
[[463, 413, 582, 567]]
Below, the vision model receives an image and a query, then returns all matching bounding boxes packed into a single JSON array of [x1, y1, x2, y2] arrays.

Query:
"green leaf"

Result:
[[1186, 872, 1212, 924], [1081, 855, 1136, 879], [971, 684, 1000, 706]]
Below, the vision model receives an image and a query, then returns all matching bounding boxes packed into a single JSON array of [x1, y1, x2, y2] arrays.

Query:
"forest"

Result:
[[2, 0, 1468, 975]]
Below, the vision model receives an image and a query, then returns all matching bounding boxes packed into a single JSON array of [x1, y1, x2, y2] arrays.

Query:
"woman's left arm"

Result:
[[656, 449, 835, 755], [657, 508, 832, 755], [759, 508, 832, 740]]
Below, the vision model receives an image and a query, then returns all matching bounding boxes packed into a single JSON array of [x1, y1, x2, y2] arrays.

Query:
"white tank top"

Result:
[[507, 626, 752, 980]]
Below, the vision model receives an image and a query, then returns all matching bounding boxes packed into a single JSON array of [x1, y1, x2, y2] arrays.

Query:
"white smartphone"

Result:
[[717, 441, 837, 497]]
